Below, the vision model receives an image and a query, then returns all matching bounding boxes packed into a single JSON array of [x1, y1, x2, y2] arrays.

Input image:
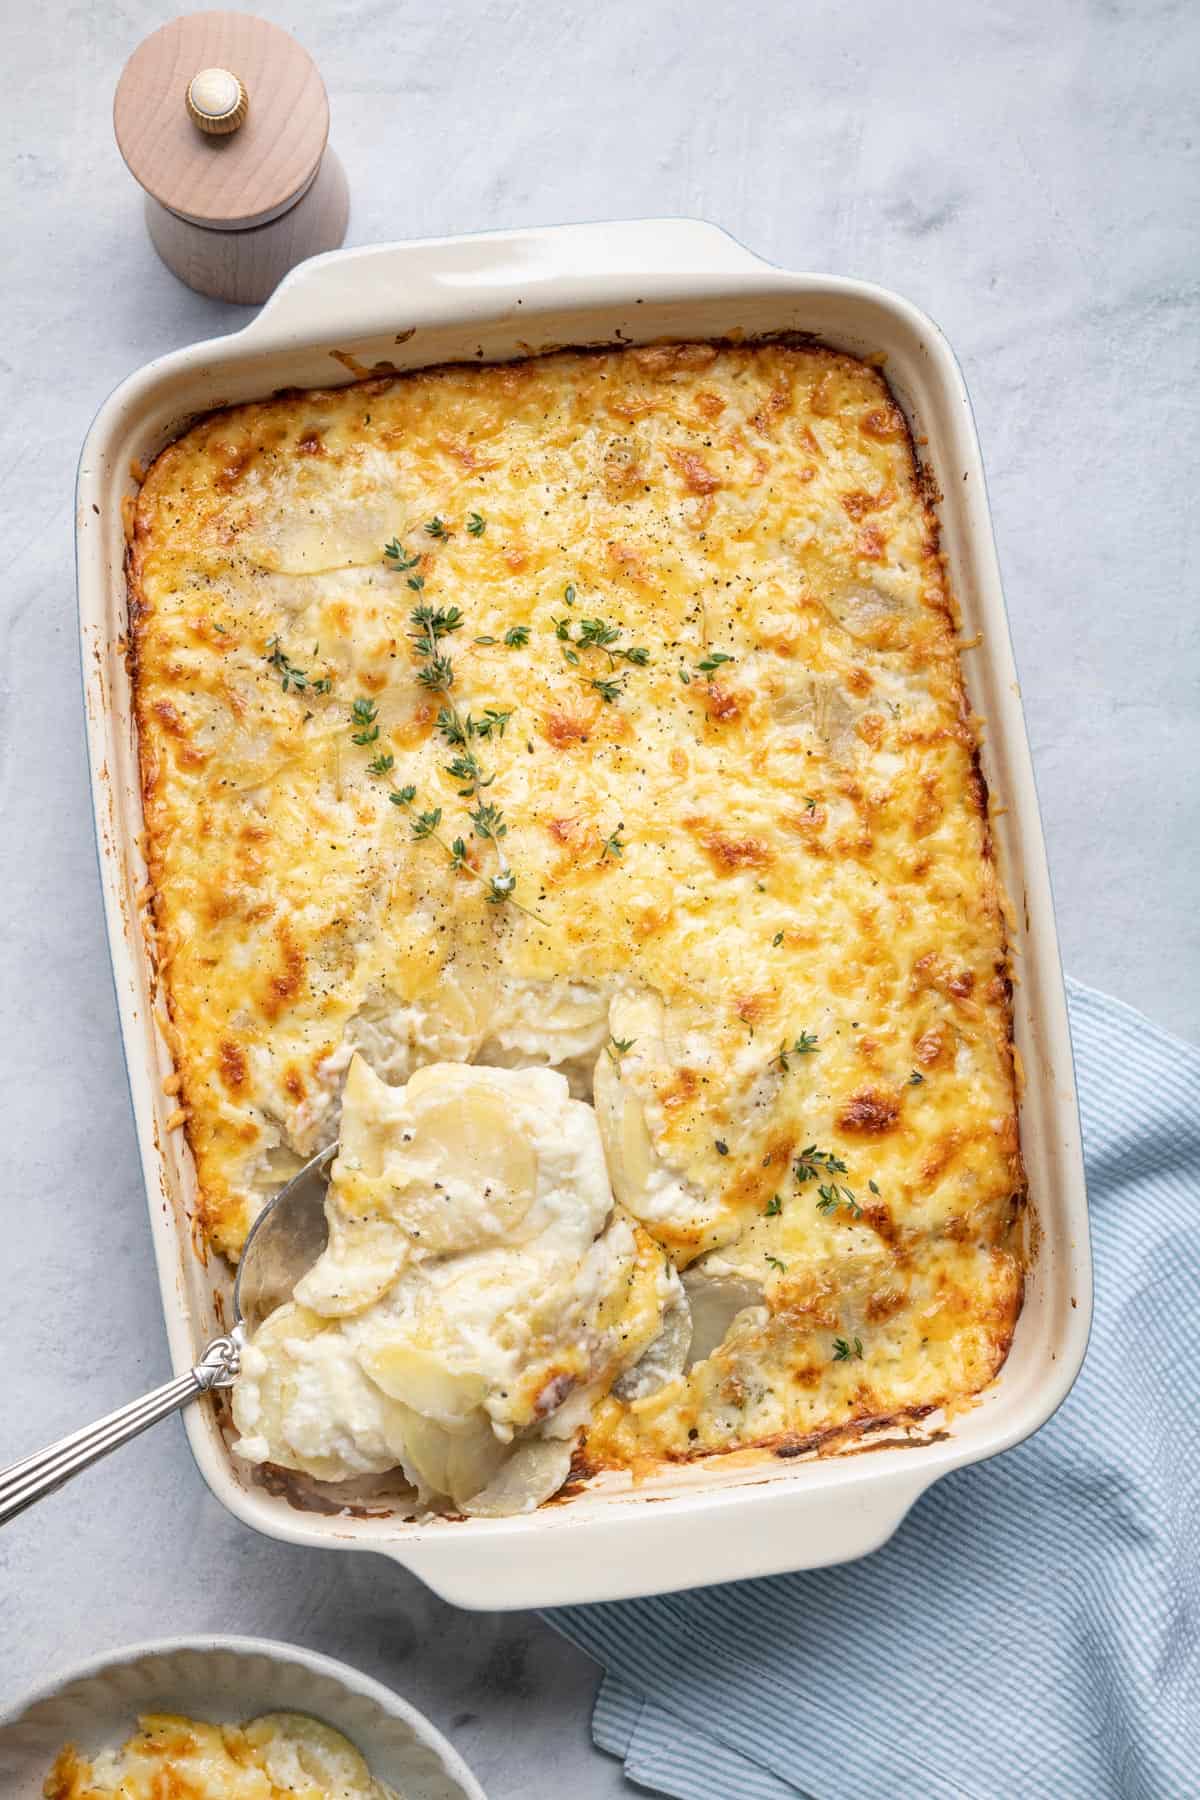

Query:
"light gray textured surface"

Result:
[[0, 1, 1195, 1794]]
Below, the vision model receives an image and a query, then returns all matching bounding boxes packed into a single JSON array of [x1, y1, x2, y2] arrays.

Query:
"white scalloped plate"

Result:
[[0, 1636, 486, 1799]]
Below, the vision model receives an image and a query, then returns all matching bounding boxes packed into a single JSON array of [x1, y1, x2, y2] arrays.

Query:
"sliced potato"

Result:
[[387, 1076, 538, 1250], [336, 1054, 393, 1177], [483, 978, 611, 1067], [399, 1406, 510, 1508], [245, 1712, 377, 1793], [411, 955, 496, 1058], [461, 1438, 574, 1516], [613, 1273, 692, 1400], [357, 1341, 487, 1422], [593, 1042, 655, 1209], [293, 1207, 409, 1316]]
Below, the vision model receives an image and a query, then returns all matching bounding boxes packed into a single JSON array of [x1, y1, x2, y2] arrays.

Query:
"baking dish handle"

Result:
[[245, 218, 775, 345]]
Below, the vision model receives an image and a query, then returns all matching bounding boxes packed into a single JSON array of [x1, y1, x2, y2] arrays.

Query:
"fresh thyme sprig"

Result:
[[765, 1253, 788, 1274], [832, 1336, 864, 1362], [607, 1035, 635, 1063], [265, 636, 331, 695], [382, 552, 528, 910], [409, 805, 442, 839], [551, 610, 650, 704], [600, 829, 626, 861], [794, 1145, 848, 1184], [796, 1145, 865, 1221], [411, 604, 464, 656], [417, 654, 454, 691], [577, 617, 620, 651], [383, 537, 429, 591], [816, 1183, 863, 1220], [383, 539, 421, 572], [764, 1194, 783, 1217], [350, 697, 380, 744], [411, 605, 506, 829], [469, 801, 507, 841], [467, 512, 486, 537], [770, 1033, 819, 1072], [444, 748, 489, 795], [474, 708, 512, 739], [387, 785, 537, 913]]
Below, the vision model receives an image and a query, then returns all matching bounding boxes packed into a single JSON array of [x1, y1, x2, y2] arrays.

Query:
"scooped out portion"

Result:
[[231, 1055, 687, 1514]]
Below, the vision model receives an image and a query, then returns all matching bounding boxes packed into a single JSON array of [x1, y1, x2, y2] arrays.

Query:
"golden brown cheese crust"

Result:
[[45, 1712, 388, 1799], [129, 341, 1024, 1469]]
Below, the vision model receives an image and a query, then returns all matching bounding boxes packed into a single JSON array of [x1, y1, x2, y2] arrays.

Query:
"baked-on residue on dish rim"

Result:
[[76, 220, 1090, 1606]]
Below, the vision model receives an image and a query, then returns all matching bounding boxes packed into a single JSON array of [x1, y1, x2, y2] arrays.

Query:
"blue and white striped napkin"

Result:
[[547, 980, 1200, 1800]]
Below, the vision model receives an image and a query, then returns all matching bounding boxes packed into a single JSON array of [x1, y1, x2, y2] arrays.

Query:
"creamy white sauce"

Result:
[[232, 1059, 670, 1503]]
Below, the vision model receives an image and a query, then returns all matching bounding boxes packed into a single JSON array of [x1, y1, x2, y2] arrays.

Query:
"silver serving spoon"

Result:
[[0, 1145, 335, 1526]]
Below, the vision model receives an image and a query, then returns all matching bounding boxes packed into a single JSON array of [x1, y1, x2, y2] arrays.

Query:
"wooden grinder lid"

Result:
[[114, 10, 330, 230]]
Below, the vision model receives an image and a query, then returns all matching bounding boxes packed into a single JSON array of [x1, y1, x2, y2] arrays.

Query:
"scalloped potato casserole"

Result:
[[45, 1712, 397, 1799], [129, 340, 1025, 1514]]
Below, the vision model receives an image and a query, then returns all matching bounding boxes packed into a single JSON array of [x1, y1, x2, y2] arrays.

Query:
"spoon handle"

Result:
[[0, 1335, 240, 1526]]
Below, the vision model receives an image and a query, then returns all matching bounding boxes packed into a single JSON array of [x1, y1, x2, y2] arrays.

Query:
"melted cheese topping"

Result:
[[131, 342, 1024, 1478], [44, 1712, 396, 1800]]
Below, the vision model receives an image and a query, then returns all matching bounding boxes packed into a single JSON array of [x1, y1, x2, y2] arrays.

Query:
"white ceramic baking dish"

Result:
[[76, 218, 1091, 1609]]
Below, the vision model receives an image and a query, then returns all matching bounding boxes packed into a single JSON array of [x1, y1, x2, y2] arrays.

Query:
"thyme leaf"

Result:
[[350, 697, 380, 744], [383, 539, 420, 572], [794, 1145, 848, 1184], [770, 1032, 819, 1072]]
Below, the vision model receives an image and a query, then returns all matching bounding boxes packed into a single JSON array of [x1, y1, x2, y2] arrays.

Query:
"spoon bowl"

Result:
[[0, 1143, 337, 1526], [234, 1144, 335, 1332]]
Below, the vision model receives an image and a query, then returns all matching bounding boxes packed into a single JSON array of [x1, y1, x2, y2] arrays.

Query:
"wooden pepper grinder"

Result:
[[114, 10, 349, 305]]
